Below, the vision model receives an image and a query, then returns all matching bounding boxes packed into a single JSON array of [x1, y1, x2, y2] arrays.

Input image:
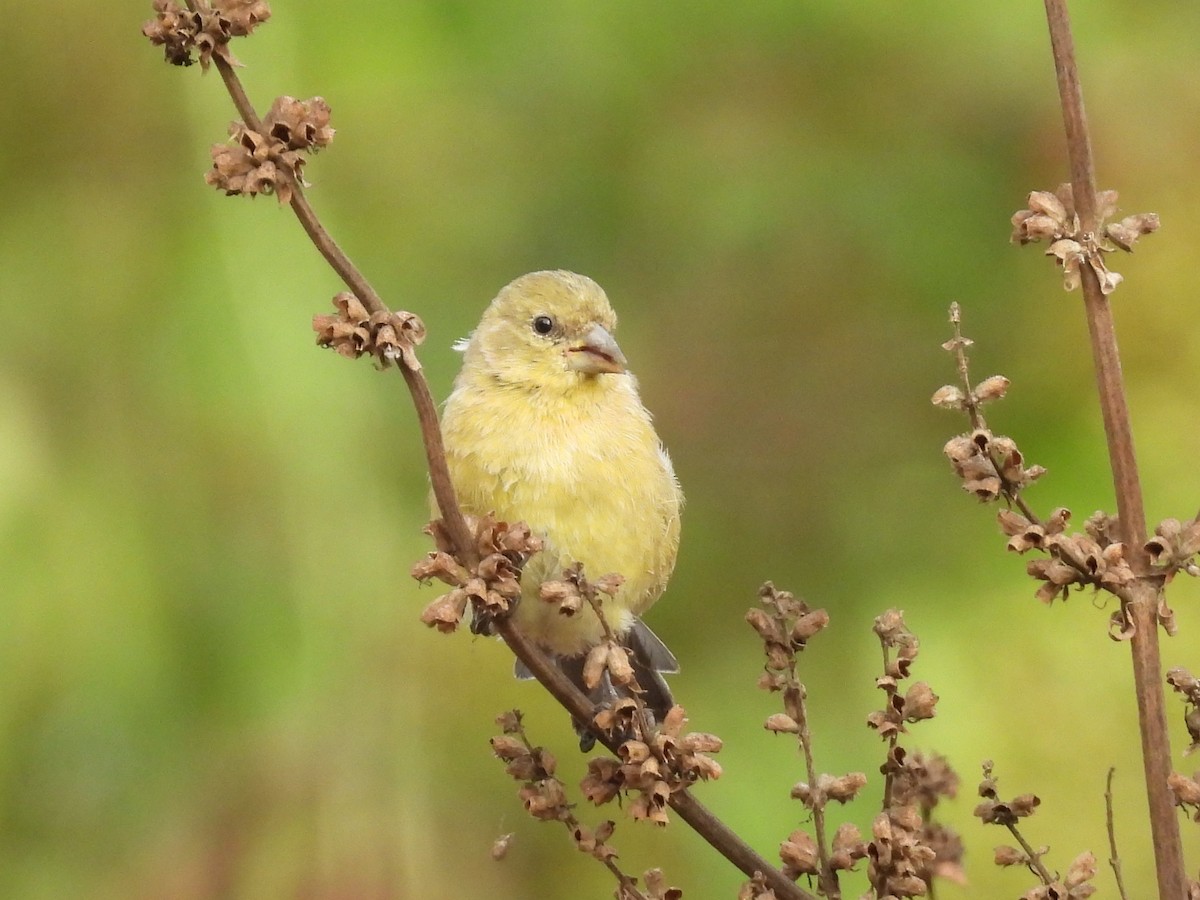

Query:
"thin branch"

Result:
[[789, 682, 835, 898], [1006, 823, 1055, 886], [1104, 768, 1130, 900], [1040, 3, 1186, 897]]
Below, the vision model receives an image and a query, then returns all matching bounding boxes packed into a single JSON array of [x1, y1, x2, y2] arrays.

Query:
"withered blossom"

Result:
[[143, 0, 272, 69], [943, 428, 1044, 503], [790, 772, 867, 808], [866, 806, 937, 898], [1013, 851, 1097, 900], [1145, 514, 1200, 582], [1011, 184, 1158, 295], [1167, 667, 1200, 755], [736, 873, 779, 900], [930, 375, 1009, 412], [578, 759, 619, 808], [205, 97, 334, 203], [779, 828, 819, 877], [891, 751, 959, 813], [411, 514, 542, 634], [764, 713, 799, 734], [829, 823, 868, 872], [265, 95, 334, 151], [577, 705, 721, 826], [572, 821, 617, 862], [641, 867, 683, 900]]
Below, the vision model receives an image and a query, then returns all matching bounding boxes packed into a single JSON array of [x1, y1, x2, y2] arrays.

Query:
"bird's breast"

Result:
[[440, 379, 681, 653]]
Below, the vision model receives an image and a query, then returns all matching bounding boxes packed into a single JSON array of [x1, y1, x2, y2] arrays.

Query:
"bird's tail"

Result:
[[514, 617, 679, 750], [621, 616, 678, 725]]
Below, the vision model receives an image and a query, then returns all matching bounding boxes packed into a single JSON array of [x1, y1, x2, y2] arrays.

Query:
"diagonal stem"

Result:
[[1041, 3, 1185, 897]]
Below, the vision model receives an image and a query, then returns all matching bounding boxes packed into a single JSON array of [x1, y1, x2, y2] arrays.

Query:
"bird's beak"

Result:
[[566, 323, 628, 375]]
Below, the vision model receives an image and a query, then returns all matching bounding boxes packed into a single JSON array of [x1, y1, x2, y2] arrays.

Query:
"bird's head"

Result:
[[460, 270, 630, 393]]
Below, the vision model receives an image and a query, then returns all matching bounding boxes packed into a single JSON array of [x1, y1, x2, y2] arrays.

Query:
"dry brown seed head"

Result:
[[973, 375, 1010, 403], [680, 731, 722, 754], [997, 508, 1031, 536], [745, 607, 783, 643], [779, 829, 819, 875], [1009, 793, 1040, 817], [495, 710, 522, 733], [1168, 771, 1200, 806], [993, 845, 1026, 867], [1064, 851, 1097, 888], [943, 434, 976, 463], [790, 608, 829, 645], [764, 642, 791, 670], [825, 771, 868, 803], [660, 705, 688, 736], [790, 781, 813, 805], [582, 643, 609, 691], [931, 385, 965, 410], [489, 735, 528, 762], [419, 589, 468, 633], [580, 758, 622, 805]]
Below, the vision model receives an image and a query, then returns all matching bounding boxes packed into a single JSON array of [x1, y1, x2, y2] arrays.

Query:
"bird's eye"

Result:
[[531, 315, 555, 336]]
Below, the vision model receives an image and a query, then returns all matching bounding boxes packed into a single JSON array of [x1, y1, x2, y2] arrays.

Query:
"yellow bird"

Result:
[[439, 270, 683, 728]]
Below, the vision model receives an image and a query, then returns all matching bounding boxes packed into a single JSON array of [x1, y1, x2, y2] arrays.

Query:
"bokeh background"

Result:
[[3, 2, 1199, 897]]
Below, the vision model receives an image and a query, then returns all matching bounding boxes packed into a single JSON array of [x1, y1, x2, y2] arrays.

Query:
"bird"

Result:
[[438, 270, 683, 740]]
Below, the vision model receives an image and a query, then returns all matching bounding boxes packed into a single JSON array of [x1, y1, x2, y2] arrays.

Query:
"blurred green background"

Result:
[[3, 2, 1199, 897]]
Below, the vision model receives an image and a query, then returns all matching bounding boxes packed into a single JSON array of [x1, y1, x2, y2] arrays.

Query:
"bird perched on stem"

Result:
[[438, 270, 683, 738]]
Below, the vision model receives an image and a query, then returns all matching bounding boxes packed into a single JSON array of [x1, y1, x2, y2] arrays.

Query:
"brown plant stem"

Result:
[[1104, 768, 1130, 900], [1041, 2, 1185, 897], [787, 682, 836, 898], [183, 14, 811, 898], [1006, 823, 1054, 885], [670, 791, 814, 900]]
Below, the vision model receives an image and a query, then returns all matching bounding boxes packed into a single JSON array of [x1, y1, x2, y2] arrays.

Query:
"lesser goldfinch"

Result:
[[439, 270, 683, 727]]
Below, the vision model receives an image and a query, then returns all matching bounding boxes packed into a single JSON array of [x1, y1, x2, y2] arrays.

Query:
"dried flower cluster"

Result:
[[864, 612, 963, 897], [537, 563, 638, 702], [581, 705, 722, 827], [313, 291, 426, 370], [778, 821, 867, 885], [490, 711, 682, 900], [539, 563, 625, 622], [977, 762, 1097, 898], [412, 514, 543, 634], [747, 584, 863, 891], [933, 308, 1181, 639], [1167, 667, 1200, 757], [999, 508, 1135, 607], [942, 428, 1045, 503], [1145, 515, 1200, 582], [889, 752, 964, 886], [867, 610, 936, 740], [745, 587, 961, 898], [1011, 184, 1159, 294], [142, 0, 271, 69], [736, 873, 780, 900], [935, 307, 1046, 508], [206, 96, 334, 203], [747, 582, 830, 696]]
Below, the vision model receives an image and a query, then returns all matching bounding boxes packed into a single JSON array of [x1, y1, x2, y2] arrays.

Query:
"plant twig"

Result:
[[1040, 2, 1185, 896], [1104, 768, 1130, 900]]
